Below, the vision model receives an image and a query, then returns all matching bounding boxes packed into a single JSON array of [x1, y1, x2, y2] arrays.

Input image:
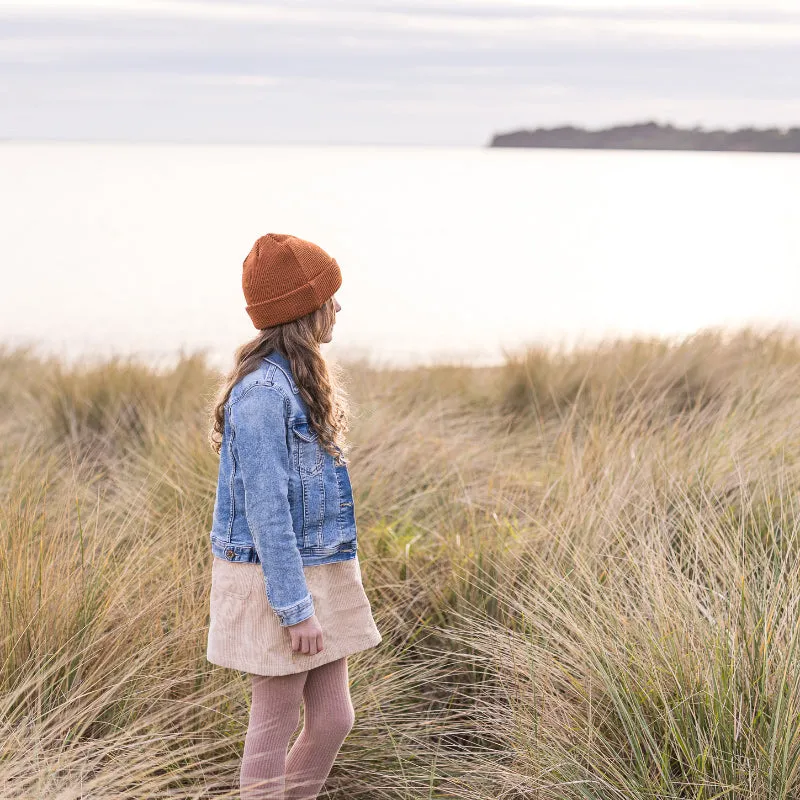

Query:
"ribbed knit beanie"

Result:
[[242, 233, 342, 329]]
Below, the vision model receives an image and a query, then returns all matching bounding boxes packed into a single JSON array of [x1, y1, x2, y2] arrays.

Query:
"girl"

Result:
[[206, 233, 382, 799]]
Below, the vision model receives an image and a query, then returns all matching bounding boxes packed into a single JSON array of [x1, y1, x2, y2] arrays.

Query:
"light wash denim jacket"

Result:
[[209, 349, 358, 626]]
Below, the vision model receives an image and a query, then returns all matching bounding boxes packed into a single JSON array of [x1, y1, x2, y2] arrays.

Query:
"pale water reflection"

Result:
[[1, 143, 798, 371]]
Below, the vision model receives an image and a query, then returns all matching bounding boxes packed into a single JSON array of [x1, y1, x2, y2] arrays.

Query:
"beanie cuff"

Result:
[[246, 258, 342, 329]]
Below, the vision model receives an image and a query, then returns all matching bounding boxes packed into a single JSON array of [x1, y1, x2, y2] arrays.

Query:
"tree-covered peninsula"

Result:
[[490, 121, 800, 152]]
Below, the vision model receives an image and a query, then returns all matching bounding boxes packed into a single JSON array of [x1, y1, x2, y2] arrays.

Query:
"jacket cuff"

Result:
[[274, 592, 316, 627]]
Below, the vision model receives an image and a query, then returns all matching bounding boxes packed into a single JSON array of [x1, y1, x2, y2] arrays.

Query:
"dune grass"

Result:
[[3, 326, 800, 798]]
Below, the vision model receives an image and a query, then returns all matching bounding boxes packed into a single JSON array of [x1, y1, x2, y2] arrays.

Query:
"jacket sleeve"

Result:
[[229, 384, 315, 627]]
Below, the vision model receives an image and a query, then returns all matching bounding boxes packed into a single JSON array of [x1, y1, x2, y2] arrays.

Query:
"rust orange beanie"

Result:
[[242, 233, 342, 329]]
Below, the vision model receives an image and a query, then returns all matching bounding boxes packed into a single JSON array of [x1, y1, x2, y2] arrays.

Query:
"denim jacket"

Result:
[[209, 349, 358, 626]]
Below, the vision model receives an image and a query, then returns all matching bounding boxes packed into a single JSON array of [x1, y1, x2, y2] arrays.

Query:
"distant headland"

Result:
[[489, 121, 800, 153]]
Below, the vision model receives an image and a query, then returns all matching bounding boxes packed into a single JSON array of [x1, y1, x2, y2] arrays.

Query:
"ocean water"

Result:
[[1, 142, 798, 370]]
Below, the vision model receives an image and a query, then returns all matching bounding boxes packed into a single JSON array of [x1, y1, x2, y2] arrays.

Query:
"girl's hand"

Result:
[[288, 614, 324, 655]]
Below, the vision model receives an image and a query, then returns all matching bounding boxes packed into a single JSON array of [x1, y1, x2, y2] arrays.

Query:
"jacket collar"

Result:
[[264, 349, 299, 394]]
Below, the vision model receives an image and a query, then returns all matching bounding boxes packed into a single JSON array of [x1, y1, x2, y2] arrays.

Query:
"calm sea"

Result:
[[1, 142, 798, 370]]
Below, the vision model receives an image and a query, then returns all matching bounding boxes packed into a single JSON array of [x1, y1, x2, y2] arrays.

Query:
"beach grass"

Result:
[[3, 326, 800, 799]]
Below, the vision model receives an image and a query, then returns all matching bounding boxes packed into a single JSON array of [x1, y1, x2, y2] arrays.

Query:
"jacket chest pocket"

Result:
[[291, 420, 324, 476]]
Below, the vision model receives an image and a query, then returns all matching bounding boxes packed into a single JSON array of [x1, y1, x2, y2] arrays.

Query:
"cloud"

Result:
[[0, 1, 798, 144]]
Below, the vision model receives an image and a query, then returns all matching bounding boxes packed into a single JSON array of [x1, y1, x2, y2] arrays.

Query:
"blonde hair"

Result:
[[209, 297, 351, 463]]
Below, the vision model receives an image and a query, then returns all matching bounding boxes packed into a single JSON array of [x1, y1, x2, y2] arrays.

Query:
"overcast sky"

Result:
[[1, 0, 798, 145]]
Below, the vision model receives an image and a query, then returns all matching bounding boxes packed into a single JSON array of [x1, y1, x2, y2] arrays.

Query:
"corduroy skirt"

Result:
[[206, 553, 382, 676]]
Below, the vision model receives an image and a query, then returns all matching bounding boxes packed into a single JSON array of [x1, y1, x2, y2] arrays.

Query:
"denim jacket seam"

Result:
[[263, 357, 300, 394], [226, 430, 235, 541], [334, 466, 344, 540], [320, 466, 326, 547], [227, 381, 289, 416], [299, 465, 308, 546]]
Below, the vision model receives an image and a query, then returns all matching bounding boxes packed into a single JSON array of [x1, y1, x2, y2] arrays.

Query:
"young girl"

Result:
[[206, 233, 382, 799]]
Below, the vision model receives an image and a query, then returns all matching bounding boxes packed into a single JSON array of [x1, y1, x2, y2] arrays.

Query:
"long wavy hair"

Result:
[[209, 296, 351, 464]]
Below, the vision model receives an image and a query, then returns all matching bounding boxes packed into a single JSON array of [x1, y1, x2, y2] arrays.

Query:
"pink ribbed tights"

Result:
[[239, 656, 355, 800]]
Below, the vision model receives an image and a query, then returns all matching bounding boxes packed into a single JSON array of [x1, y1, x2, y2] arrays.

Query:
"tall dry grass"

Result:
[[3, 327, 800, 798]]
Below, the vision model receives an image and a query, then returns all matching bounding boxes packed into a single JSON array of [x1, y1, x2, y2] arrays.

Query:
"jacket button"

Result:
[[225, 548, 235, 560]]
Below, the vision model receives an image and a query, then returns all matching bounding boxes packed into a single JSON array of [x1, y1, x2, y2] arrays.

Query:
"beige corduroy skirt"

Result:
[[206, 553, 382, 676]]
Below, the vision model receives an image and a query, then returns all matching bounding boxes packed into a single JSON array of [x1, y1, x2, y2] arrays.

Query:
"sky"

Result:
[[0, 0, 798, 145]]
